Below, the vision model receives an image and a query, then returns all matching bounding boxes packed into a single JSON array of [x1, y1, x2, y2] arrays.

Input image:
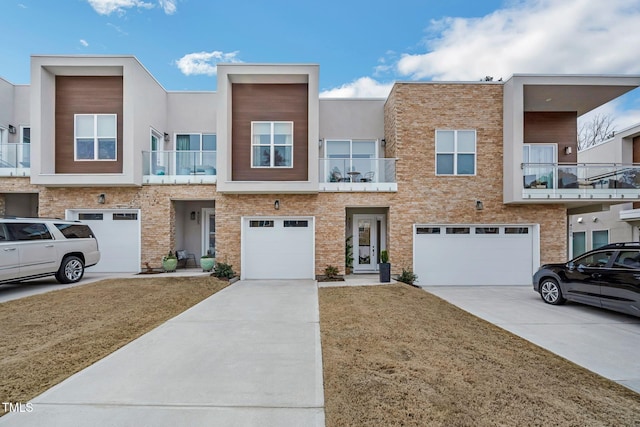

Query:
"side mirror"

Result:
[[567, 261, 575, 270]]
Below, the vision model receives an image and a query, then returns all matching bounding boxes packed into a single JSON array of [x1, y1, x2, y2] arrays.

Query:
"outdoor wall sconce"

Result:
[[475, 200, 484, 210], [274, 200, 280, 210], [577, 217, 584, 223], [564, 146, 572, 155], [8, 125, 16, 134], [592, 216, 598, 223], [381, 138, 386, 147], [190, 211, 196, 220], [164, 132, 170, 142], [318, 139, 323, 147], [97, 193, 106, 204]]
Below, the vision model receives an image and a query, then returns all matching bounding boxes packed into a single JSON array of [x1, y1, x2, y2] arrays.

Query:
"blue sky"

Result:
[[2, 0, 640, 127]]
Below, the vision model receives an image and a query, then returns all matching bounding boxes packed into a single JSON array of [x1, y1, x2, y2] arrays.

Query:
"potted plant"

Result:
[[200, 251, 215, 272], [162, 251, 178, 272], [379, 249, 391, 283], [345, 235, 354, 275]]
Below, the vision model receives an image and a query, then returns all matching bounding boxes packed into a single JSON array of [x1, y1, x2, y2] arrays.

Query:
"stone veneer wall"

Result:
[[384, 82, 567, 270]]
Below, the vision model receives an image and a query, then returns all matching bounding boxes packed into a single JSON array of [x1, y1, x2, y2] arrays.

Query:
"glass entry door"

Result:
[[202, 208, 215, 257], [353, 214, 383, 272]]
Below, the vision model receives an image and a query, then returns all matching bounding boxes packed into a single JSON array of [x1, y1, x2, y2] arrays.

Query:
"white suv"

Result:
[[0, 218, 100, 284]]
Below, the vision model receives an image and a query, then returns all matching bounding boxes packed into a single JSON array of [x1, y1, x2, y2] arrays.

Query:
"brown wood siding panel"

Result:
[[231, 84, 308, 181], [55, 76, 124, 173], [524, 112, 577, 163]]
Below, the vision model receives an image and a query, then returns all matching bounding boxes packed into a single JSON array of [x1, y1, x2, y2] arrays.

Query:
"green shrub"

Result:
[[213, 262, 235, 279], [380, 250, 389, 264], [324, 265, 339, 279], [397, 268, 418, 285]]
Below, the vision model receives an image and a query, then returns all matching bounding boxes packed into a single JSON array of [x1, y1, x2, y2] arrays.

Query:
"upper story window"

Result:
[[436, 130, 476, 175], [175, 133, 216, 174], [325, 139, 377, 182], [251, 122, 293, 168], [75, 114, 117, 161]]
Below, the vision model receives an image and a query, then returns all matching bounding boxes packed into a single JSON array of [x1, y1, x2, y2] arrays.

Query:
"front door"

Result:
[[202, 208, 215, 257], [353, 214, 385, 272]]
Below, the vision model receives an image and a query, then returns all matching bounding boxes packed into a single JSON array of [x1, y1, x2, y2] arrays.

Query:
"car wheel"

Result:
[[56, 256, 85, 284], [539, 278, 565, 305]]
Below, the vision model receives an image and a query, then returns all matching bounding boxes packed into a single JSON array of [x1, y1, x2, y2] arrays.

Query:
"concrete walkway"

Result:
[[0, 280, 325, 426]]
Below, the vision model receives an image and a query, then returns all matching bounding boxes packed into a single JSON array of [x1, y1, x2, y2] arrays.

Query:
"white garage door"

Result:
[[242, 217, 314, 280], [67, 210, 141, 273], [413, 225, 538, 286]]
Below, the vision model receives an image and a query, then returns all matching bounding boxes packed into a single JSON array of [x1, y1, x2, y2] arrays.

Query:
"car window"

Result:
[[5, 223, 53, 241], [575, 251, 614, 268], [0, 224, 9, 241], [613, 251, 640, 269], [55, 223, 94, 239]]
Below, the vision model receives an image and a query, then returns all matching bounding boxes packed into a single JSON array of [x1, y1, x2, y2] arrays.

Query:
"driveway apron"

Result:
[[0, 280, 325, 427]]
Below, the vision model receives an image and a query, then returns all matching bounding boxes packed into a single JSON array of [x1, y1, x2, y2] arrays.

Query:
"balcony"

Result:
[[0, 143, 30, 177], [522, 163, 640, 201], [319, 158, 397, 192], [142, 150, 216, 185]]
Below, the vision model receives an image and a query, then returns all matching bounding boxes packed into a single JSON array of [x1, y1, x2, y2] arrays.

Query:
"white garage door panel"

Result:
[[414, 226, 535, 286], [67, 210, 140, 273], [243, 218, 314, 280]]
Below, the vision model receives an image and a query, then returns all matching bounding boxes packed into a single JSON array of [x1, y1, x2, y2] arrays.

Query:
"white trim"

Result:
[[202, 208, 215, 256]]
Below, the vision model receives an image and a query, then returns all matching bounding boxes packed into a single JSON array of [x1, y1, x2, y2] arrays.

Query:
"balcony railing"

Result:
[[0, 143, 30, 177], [522, 163, 640, 198], [319, 158, 397, 192], [142, 150, 216, 184]]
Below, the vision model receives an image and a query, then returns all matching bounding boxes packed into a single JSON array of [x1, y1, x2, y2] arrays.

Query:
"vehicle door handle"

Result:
[[592, 273, 602, 279], [3, 247, 16, 251], [45, 244, 54, 248]]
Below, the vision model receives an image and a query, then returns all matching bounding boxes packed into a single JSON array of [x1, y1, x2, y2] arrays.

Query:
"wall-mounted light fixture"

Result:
[[190, 211, 196, 220], [564, 146, 572, 155], [318, 139, 323, 148], [577, 217, 584, 223], [8, 125, 16, 134], [475, 200, 484, 210], [97, 193, 106, 204], [592, 216, 598, 223], [164, 132, 170, 142], [381, 138, 386, 147], [274, 199, 280, 210]]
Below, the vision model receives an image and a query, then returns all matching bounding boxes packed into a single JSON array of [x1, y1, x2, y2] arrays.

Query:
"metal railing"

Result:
[[142, 150, 217, 176], [522, 163, 640, 190], [0, 143, 30, 176], [319, 158, 397, 183]]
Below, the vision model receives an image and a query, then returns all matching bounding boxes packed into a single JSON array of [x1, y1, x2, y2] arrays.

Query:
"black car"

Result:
[[533, 242, 640, 317]]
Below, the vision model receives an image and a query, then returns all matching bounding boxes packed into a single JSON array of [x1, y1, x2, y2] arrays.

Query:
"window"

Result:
[[475, 227, 499, 234], [436, 130, 476, 175], [284, 220, 308, 227], [505, 227, 529, 234], [572, 231, 586, 258], [78, 213, 103, 220], [416, 227, 441, 234], [575, 251, 614, 268], [249, 220, 274, 228], [113, 213, 138, 221], [6, 223, 52, 241], [614, 251, 640, 269], [20, 126, 30, 167], [75, 114, 117, 161], [446, 227, 470, 234], [55, 224, 94, 239], [176, 133, 217, 175], [325, 139, 377, 181], [252, 122, 293, 168], [592, 230, 609, 250], [523, 144, 556, 189]]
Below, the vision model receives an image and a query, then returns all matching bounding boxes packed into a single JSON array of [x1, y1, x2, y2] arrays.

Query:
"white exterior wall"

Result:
[[13, 85, 30, 137], [167, 92, 218, 144], [0, 78, 14, 139]]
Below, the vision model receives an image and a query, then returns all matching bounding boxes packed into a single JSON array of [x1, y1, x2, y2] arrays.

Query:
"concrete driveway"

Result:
[[422, 285, 640, 394]]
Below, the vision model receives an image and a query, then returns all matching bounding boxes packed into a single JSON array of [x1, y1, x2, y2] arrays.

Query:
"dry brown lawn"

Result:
[[320, 283, 640, 427], [0, 276, 229, 409]]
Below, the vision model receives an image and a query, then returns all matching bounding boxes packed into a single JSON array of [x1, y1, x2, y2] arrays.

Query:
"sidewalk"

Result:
[[0, 280, 325, 426]]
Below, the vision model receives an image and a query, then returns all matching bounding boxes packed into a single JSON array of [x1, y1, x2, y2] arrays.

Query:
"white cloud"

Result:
[[80, 39, 89, 47], [320, 77, 393, 98], [158, 0, 176, 14], [175, 51, 242, 76], [18, 3, 27, 8], [107, 23, 128, 36], [87, 0, 176, 15], [397, 0, 640, 81]]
